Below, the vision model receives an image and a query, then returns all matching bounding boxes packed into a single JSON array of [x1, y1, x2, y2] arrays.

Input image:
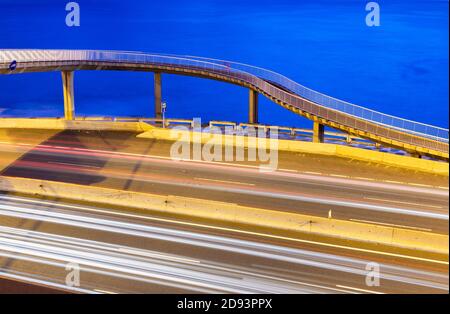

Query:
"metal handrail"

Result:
[[162, 53, 449, 142], [0, 49, 448, 150]]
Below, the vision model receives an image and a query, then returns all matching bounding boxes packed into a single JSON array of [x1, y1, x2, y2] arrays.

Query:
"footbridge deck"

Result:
[[0, 50, 448, 160]]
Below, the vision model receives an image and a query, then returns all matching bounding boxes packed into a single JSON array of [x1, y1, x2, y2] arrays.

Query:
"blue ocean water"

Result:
[[0, 0, 448, 129]]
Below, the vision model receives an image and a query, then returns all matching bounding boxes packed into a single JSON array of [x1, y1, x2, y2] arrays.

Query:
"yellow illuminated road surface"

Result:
[[0, 129, 58, 171], [0, 129, 448, 293]]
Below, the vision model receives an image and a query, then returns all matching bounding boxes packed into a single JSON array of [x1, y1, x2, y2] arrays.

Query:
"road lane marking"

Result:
[[409, 183, 437, 188], [194, 177, 255, 186], [244, 268, 355, 293], [94, 289, 117, 294], [354, 177, 375, 181], [349, 219, 433, 232], [335, 285, 383, 294], [363, 197, 446, 210], [329, 174, 348, 178], [117, 247, 200, 264], [279, 169, 298, 173], [47, 161, 101, 169], [385, 180, 404, 185], [303, 171, 323, 175]]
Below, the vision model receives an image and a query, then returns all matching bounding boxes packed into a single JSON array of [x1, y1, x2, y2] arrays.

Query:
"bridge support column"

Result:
[[313, 121, 325, 143], [62, 71, 75, 120], [249, 89, 258, 124], [154, 72, 162, 120]]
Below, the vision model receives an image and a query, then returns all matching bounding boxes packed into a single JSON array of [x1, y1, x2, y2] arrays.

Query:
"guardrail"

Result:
[[159, 53, 449, 143], [0, 49, 448, 154]]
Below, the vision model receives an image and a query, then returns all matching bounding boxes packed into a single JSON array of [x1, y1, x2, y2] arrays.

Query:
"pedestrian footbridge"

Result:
[[0, 49, 448, 160]]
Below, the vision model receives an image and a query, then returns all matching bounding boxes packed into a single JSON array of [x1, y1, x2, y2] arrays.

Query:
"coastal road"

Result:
[[0, 130, 448, 234], [0, 194, 448, 294]]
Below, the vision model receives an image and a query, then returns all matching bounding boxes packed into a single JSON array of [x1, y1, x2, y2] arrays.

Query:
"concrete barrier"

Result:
[[137, 127, 449, 176], [0, 118, 447, 175], [0, 118, 151, 132], [0, 176, 447, 255]]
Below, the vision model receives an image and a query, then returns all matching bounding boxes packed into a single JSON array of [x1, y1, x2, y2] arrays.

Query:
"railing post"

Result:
[[154, 72, 162, 120], [313, 121, 324, 143], [61, 71, 75, 120], [249, 89, 258, 124], [346, 134, 352, 144]]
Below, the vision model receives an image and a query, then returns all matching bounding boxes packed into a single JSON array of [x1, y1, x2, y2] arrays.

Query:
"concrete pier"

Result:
[[154, 72, 162, 119], [313, 121, 325, 143], [62, 71, 75, 120], [249, 89, 258, 124]]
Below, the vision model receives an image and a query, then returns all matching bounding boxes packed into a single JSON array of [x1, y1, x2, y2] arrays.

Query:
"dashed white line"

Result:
[[335, 285, 384, 294], [194, 177, 255, 186], [364, 197, 446, 210]]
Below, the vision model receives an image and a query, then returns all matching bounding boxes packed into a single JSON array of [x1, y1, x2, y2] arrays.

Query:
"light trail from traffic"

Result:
[[1, 135, 447, 233], [0, 129, 448, 293], [0, 195, 447, 294]]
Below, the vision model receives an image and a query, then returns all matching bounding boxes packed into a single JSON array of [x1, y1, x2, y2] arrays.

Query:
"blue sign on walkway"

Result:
[[9, 60, 17, 71]]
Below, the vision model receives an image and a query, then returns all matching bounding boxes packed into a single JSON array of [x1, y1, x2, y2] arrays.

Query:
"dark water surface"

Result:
[[0, 0, 448, 128]]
